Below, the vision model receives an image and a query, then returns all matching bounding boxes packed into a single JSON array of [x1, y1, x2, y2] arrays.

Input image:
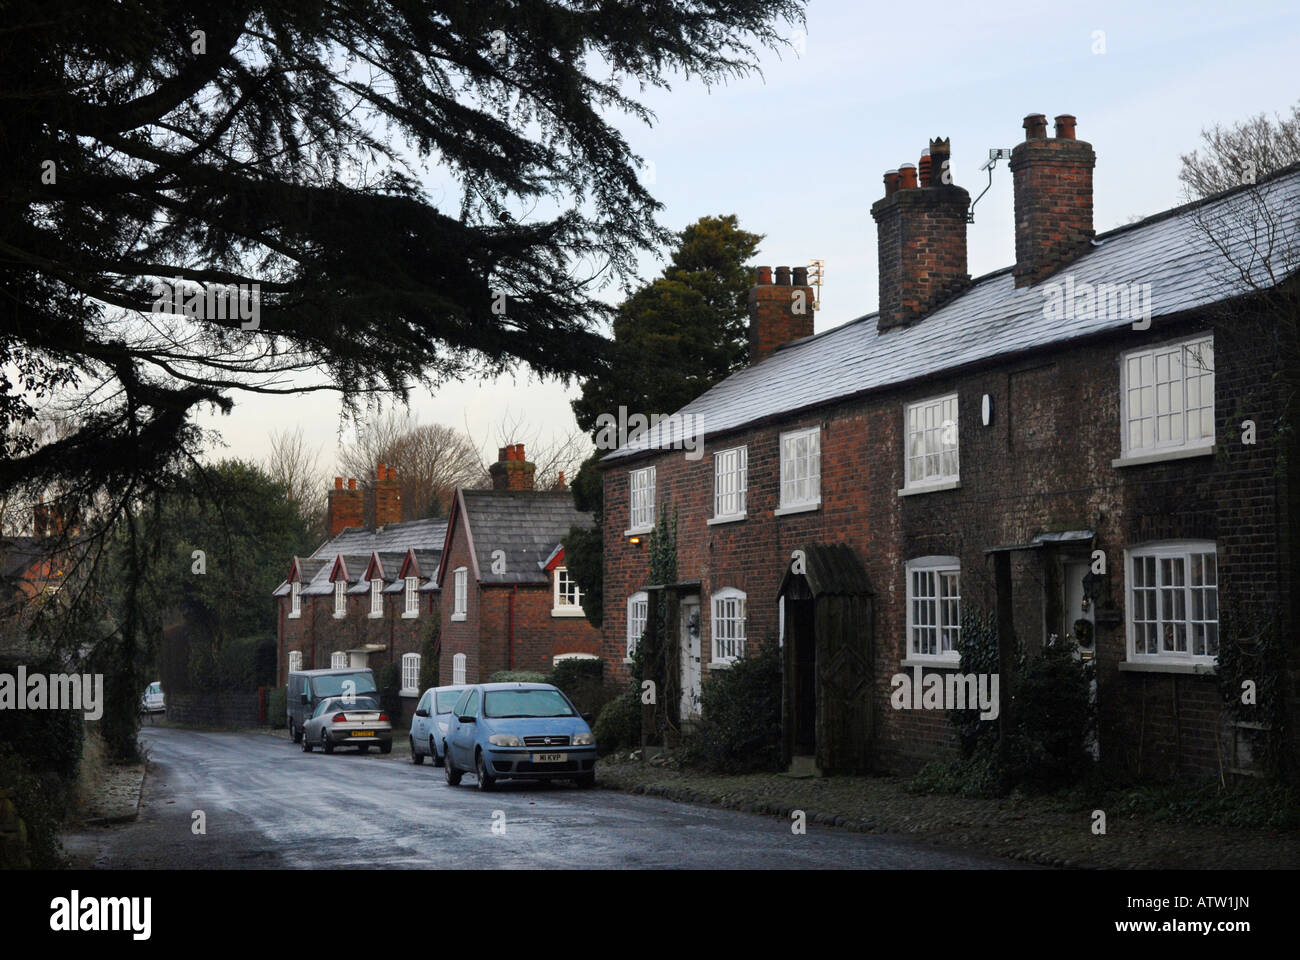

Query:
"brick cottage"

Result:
[[599, 113, 1300, 780]]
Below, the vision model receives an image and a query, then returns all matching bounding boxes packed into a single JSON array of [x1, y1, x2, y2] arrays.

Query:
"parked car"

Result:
[[443, 682, 596, 791], [139, 681, 165, 714], [287, 667, 377, 743], [301, 695, 392, 754], [409, 684, 468, 767]]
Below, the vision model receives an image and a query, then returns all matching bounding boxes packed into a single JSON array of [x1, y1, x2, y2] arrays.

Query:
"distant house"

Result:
[[600, 113, 1300, 780], [436, 444, 601, 684], [273, 464, 446, 704], [0, 505, 70, 634]]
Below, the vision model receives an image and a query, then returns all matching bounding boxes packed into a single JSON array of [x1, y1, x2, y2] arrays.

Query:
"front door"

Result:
[[790, 598, 817, 754], [1062, 562, 1099, 760], [679, 600, 702, 721]]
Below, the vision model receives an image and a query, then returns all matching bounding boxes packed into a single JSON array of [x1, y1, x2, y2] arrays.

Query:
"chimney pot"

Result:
[[1023, 113, 1048, 140], [884, 170, 900, 196], [898, 163, 918, 190], [377, 463, 386, 479], [774, 266, 791, 285], [498, 446, 509, 462], [334, 477, 343, 489], [792, 265, 809, 285], [756, 266, 772, 285], [348, 478, 357, 490], [1054, 114, 1077, 139], [918, 148, 933, 187]]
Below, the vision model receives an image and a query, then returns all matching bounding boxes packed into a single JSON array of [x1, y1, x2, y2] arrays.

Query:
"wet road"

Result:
[[67, 727, 1021, 869]]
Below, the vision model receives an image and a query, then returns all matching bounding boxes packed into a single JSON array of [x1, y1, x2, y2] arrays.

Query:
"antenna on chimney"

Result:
[[968, 147, 1011, 223], [807, 259, 825, 311]]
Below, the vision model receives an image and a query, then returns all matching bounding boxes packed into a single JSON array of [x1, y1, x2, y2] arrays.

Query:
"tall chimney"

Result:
[[748, 264, 816, 363], [374, 463, 402, 526], [1010, 112, 1095, 287], [490, 444, 536, 491], [328, 476, 365, 536], [870, 137, 970, 331]]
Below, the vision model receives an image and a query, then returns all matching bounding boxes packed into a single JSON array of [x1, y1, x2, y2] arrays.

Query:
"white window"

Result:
[[905, 394, 960, 489], [289, 580, 301, 618], [452, 567, 468, 620], [712, 446, 748, 520], [369, 578, 383, 618], [403, 576, 419, 617], [401, 653, 421, 694], [553, 566, 584, 616], [1121, 335, 1214, 457], [452, 652, 467, 685], [330, 651, 347, 669], [779, 427, 820, 511], [906, 557, 961, 661], [288, 650, 302, 673], [626, 592, 649, 659], [333, 580, 347, 618], [711, 588, 747, 664], [629, 466, 656, 532], [1127, 541, 1219, 663], [778, 595, 785, 648]]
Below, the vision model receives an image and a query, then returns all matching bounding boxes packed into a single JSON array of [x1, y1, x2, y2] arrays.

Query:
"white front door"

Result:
[[679, 600, 702, 720], [1063, 562, 1099, 760]]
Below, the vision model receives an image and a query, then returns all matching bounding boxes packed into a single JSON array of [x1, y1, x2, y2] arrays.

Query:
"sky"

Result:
[[198, 0, 1300, 479]]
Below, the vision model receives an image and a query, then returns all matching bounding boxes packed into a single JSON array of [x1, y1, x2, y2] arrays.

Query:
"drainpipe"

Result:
[[508, 585, 517, 670]]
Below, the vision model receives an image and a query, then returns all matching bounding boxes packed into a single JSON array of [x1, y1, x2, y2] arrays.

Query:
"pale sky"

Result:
[[197, 0, 1300, 479]]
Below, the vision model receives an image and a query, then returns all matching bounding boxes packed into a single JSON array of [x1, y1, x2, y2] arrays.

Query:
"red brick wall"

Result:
[[1010, 124, 1096, 288], [602, 309, 1292, 779]]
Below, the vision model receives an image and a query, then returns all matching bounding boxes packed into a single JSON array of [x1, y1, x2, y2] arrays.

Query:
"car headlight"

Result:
[[488, 734, 523, 747], [572, 732, 595, 746]]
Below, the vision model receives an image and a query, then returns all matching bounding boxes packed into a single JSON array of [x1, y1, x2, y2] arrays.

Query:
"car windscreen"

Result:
[[483, 689, 575, 719], [435, 690, 463, 714], [311, 673, 377, 698]]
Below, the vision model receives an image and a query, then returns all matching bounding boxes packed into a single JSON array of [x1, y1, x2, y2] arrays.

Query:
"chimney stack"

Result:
[[374, 463, 402, 527], [328, 476, 365, 536], [490, 444, 536, 491], [1010, 112, 1095, 287], [870, 136, 971, 331], [748, 264, 816, 363]]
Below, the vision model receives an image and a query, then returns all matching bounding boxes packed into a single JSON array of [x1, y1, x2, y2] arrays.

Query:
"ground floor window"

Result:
[[1127, 541, 1219, 662], [330, 651, 347, 669], [452, 652, 467, 685], [906, 556, 961, 662], [401, 653, 420, 694]]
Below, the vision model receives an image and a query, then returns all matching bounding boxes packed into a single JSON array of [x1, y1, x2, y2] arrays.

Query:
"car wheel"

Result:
[[575, 772, 595, 788], [431, 737, 443, 768], [475, 750, 495, 792], [379, 740, 392, 755], [290, 721, 301, 744], [410, 737, 424, 764], [322, 730, 334, 754], [445, 746, 462, 786], [302, 728, 312, 753]]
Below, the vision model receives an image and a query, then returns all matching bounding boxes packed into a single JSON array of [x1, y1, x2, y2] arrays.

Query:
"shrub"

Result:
[[376, 663, 403, 724], [679, 639, 782, 773], [418, 619, 441, 693], [267, 685, 287, 729], [0, 658, 84, 780], [594, 690, 641, 753], [216, 636, 277, 691], [550, 657, 606, 714], [0, 747, 66, 869], [488, 670, 548, 684]]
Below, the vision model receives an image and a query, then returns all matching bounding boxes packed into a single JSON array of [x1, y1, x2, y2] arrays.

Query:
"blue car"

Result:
[[444, 682, 597, 791], [409, 684, 468, 767]]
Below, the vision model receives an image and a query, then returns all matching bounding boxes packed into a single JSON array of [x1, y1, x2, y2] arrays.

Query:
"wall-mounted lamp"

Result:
[[628, 536, 641, 545]]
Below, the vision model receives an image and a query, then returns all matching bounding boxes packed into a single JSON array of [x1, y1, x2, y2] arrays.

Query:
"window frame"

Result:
[[289, 580, 301, 619], [904, 556, 962, 664], [401, 653, 421, 695], [552, 565, 585, 617], [777, 426, 821, 513], [452, 567, 468, 621], [330, 651, 347, 669], [1125, 540, 1220, 665], [369, 578, 383, 618], [403, 576, 419, 618], [710, 445, 748, 522], [1119, 334, 1215, 460], [287, 650, 302, 674], [710, 587, 748, 666], [333, 579, 347, 619], [452, 652, 467, 685], [626, 591, 649, 661], [627, 465, 656, 533], [903, 394, 960, 492]]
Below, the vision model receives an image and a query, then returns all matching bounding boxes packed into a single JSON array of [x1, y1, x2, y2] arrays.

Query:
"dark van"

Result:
[[287, 668, 378, 743]]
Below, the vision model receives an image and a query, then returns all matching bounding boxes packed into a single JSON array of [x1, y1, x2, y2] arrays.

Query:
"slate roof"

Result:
[[272, 517, 448, 598], [459, 489, 595, 585], [0, 537, 46, 581], [604, 166, 1300, 462]]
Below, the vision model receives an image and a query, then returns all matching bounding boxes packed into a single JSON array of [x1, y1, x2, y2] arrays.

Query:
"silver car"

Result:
[[301, 695, 392, 755], [409, 685, 468, 767]]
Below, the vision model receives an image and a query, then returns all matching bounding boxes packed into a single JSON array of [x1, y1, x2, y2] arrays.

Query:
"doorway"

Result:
[[679, 599, 702, 721], [1062, 561, 1099, 760], [789, 598, 817, 755]]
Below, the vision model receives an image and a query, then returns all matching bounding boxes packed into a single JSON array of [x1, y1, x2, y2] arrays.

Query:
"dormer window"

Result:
[[289, 580, 301, 619], [403, 576, 419, 618], [552, 566, 584, 617], [369, 578, 383, 618], [333, 580, 346, 618], [452, 567, 468, 621]]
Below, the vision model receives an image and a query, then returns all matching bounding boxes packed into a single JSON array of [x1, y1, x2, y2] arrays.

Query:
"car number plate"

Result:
[[532, 752, 567, 763], [352, 730, 375, 737]]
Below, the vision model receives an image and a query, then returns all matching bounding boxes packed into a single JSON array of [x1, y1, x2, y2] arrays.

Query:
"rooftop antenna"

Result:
[[808, 258, 825, 311], [967, 147, 1011, 223]]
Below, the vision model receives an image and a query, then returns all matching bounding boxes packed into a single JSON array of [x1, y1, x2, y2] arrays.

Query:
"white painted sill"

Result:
[[774, 501, 820, 517], [1118, 660, 1217, 676], [1112, 444, 1213, 468], [899, 657, 963, 670], [333, 612, 346, 620], [401, 611, 419, 620], [708, 659, 736, 670], [551, 608, 587, 618], [898, 478, 961, 497], [288, 612, 301, 620], [624, 525, 654, 537], [451, 613, 466, 622], [368, 611, 383, 619], [707, 513, 746, 526], [622, 657, 634, 665]]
